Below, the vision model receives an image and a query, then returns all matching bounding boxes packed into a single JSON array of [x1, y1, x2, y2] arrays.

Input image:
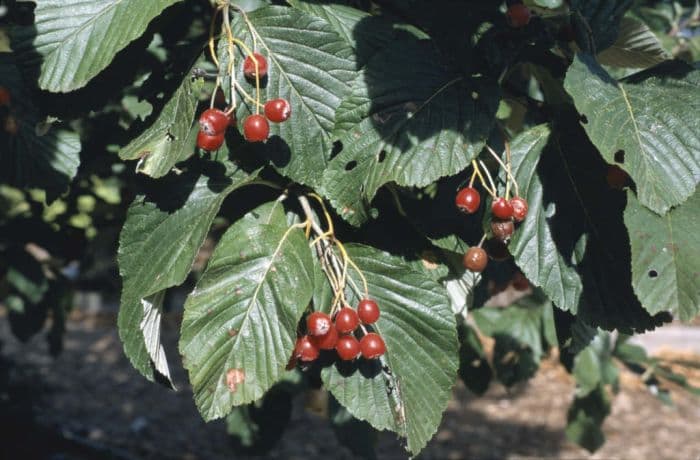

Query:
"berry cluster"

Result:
[[196, 18, 292, 152], [292, 298, 386, 364], [455, 147, 529, 273]]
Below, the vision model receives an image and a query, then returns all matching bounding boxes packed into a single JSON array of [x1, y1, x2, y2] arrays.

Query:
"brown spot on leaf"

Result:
[[225, 368, 245, 393], [228, 328, 238, 337]]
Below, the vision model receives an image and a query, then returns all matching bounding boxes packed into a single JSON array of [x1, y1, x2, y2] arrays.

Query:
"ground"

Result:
[[1, 307, 700, 460]]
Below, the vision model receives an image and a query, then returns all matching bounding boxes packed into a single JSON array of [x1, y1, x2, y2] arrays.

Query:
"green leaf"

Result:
[[321, 244, 458, 455], [322, 39, 499, 226], [221, 6, 356, 188], [118, 165, 257, 382], [139, 291, 174, 387], [12, 0, 183, 92], [564, 55, 700, 214], [119, 77, 203, 178], [597, 18, 670, 69], [565, 386, 610, 452], [179, 203, 313, 420], [0, 54, 80, 198], [457, 322, 492, 395], [569, 0, 632, 53], [624, 189, 700, 321], [506, 125, 585, 312]]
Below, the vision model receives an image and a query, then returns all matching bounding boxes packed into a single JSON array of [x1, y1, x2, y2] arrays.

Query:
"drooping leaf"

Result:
[[119, 77, 203, 178], [139, 291, 174, 387], [565, 385, 610, 452], [506, 124, 585, 312], [218, 6, 356, 188], [0, 54, 80, 198], [322, 39, 499, 226], [457, 322, 492, 395], [564, 55, 700, 214], [597, 17, 670, 69], [12, 0, 183, 92], [321, 244, 458, 455], [624, 189, 700, 321], [118, 165, 257, 381], [179, 202, 313, 420], [569, 0, 633, 53]]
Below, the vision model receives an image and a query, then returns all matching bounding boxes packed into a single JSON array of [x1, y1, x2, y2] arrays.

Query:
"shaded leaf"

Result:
[[322, 39, 499, 226], [564, 55, 700, 214], [569, 0, 632, 53], [118, 165, 257, 381], [179, 203, 313, 420], [12, 0, 182, 92], [624, 189, 700, 321], [598, 17, 670, 68]]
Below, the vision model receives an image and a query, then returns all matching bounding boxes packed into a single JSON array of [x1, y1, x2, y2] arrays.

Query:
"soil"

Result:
[[1, 309, 700, 460]]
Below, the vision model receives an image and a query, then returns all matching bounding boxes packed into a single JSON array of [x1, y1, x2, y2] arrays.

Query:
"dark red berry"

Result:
[[455, 187, 481, 214], [360, 333, 386, 359], [463, 247, 488, 272], [0, 86, 10, 106], [506, 4, 531, 28], [606, 165, 628, 189], [491, 197, 514, 220], [243, 114, 270, 142], [196, 130, 225, 151], [199, 108, 229, 136], [491, 218, 515, 242], [307, 311, 332, 336], [335, 335, 361, 361], [335, 307, 360, 334], [357, 299, 380, 325], [311, 324, 339, 350], [294, 336, 320, 362], [264, 98, 291, 123], [512, 271, 530, 291], [510, 196, 528, 222], [243, 53, 268, 79]]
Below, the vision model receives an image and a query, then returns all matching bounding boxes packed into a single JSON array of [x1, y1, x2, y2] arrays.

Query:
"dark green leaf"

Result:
[[569, 0, 632, 53], [322, 39, 499, 226], [330, 397, 378, 460], [457, 322, 492, 395], [12, 0, 183, 92], [322, 244, 458, 455], [564, 55, 700, 214], [566, 386, 610, 452], [119, 77, 203, 178], [624, 189, 700, 321], [179, 202, 313, 420], [118, 165, 257, 382]]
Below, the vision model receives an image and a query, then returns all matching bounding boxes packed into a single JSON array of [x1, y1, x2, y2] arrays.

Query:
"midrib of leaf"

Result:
[[213, 222, 303, 393], [618, 83, 667, 202]]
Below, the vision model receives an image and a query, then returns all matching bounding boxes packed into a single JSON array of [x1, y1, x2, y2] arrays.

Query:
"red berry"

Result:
[[360, 333, 386, 359], [294, 336, 320, 362], [199, 108, 229, 136], [463, 247, 488, 272], [311, 324, 339, 350], [357, 299, 380, 325], [606, 165, 628, 189], [491, 218, 515, 242], [506, 4, 531, 28], [335, 335, 361, 361], [510, 196, 528, 222], [334, 307, 360, 334], [455, 187, 481, 214], [243, 53, 268, 79], [0, 86, 10, 106], [491, 197, 514, 220], [512, 271, 530, 291], [196, 130, 225, 151], [306, 311, 332, 336], [264, 98, 291, 123], [243, 114, 270, 142]]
